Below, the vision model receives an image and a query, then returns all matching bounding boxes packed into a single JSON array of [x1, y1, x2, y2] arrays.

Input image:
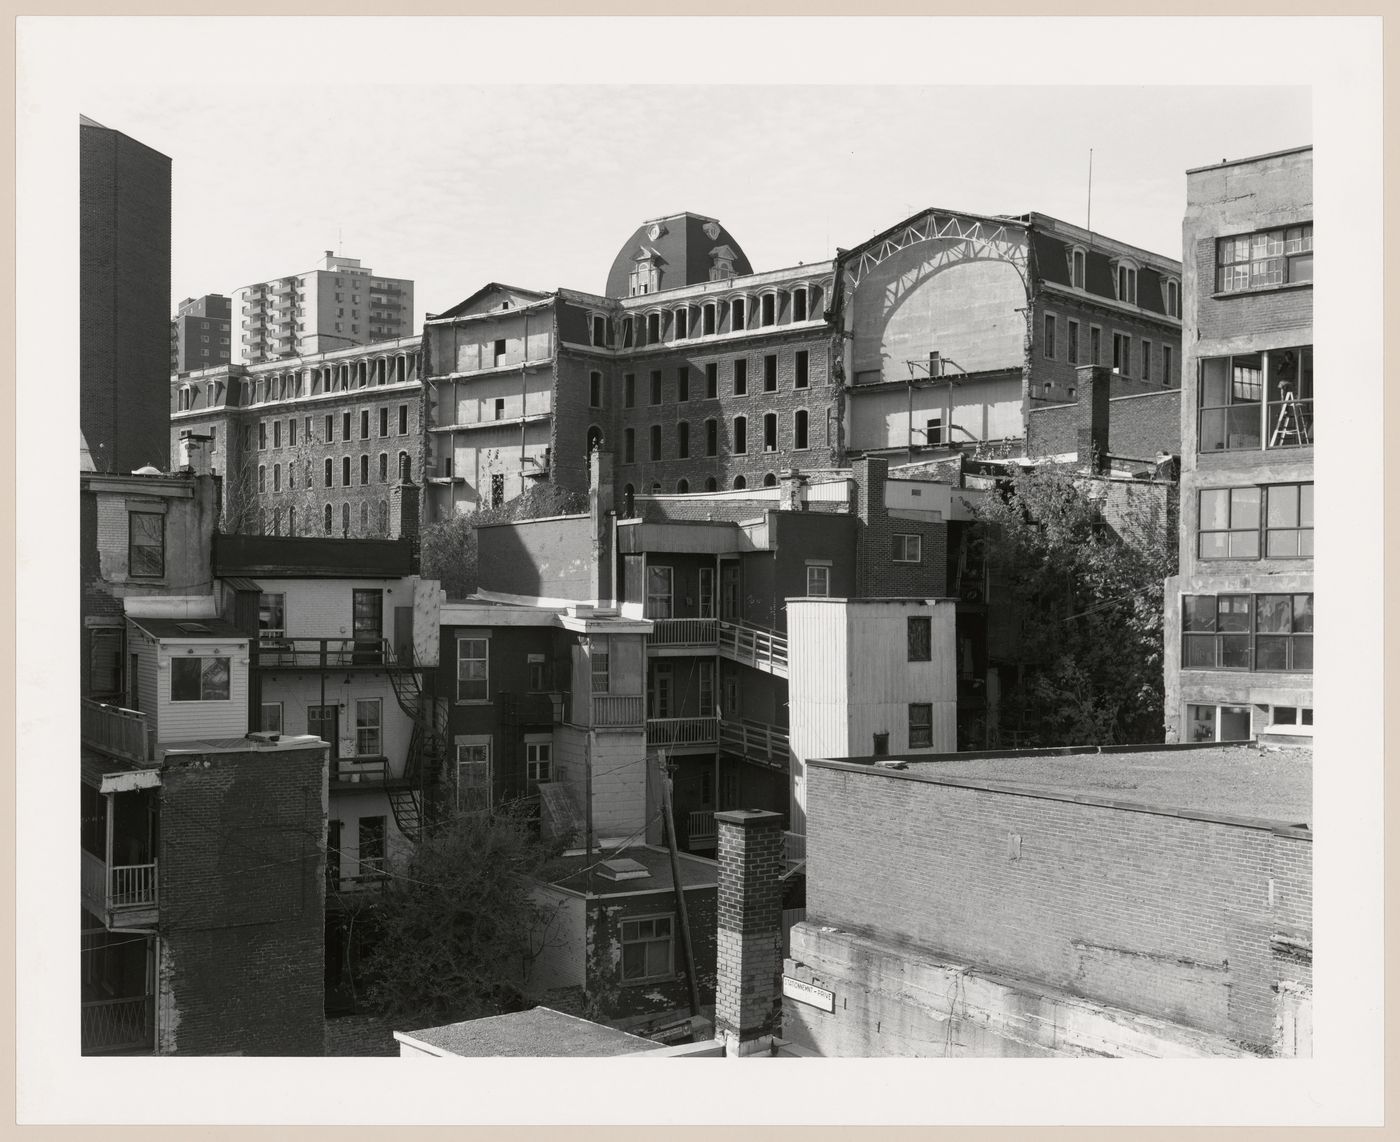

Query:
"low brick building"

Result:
[[783, 743, 1312, 1057]]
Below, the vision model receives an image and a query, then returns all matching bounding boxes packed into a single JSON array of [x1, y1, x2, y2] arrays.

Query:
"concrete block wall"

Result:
[[156, 743, 328, 1055], [803, 761, 1311, 1053]]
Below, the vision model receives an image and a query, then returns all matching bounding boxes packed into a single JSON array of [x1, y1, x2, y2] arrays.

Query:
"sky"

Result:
[[80, 82, 1311, 329]]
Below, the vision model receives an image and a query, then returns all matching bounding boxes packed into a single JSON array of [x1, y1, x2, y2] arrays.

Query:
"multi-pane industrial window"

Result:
[[591, 650, 610, 693], [763, 355, 777, 392], [170, 656, 231, 702], [621, 915, 674, 982], [705, 362, 718, 398], [908, 703, 933, 749], [677, 366, 689, 402], [705, 418, 718, 457], [650, 425, 662, 461], [794, 409, 809, 450], [1182, 593, 1313, 671], [1186, 704, 1252, 744], [1113, 332, 1131, 377], [1067, 320, 1080, 365], [526, 741, 552, 785], [1198, 347, 1313, 452], [646, 565, 674, 619], [355, 698, 382, 756], [457, 637, 489, 701], [650, 371, 663, 405], [1198, 484, 1313, 560], [624, 374, 636, 408], [806, 563, 829, 597], [358, 816, 386, 876], [763, 413, 777, 451], [128, 512, 164, 578], [907, 616, 932, 662], [733, 358, 747, 395], [795, 350, 809, 389], [733, 416, 747, 454], [893, 534, 922, 563], [1043, 314, 1056, 359], [1217, 224, 1313, 292], [677, 421, 690, 459], [624, 428, 635, 463]]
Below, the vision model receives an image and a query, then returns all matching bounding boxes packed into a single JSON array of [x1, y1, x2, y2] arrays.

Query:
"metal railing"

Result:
[[688, 810, 718, 842], [649, 618, 719, 648], [719, 718, 791, 770], [592, 694, 645, 728], [784, 831, 807, 866], [255, 637, 391, 669], [81, 700, 151, 764], [109, 862, 158, 910], [647, 717, 719, 747], [81, 996, 154, 1054], [717, 620, 789, 677]]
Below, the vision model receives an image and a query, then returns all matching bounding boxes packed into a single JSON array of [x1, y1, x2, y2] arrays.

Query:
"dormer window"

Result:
[[647, 312, 661, 343], [675, 307, 689, 339], [1114, 260, 1139, 305], [629, 247, 663, 297], [792, 287, 808, 322], [709, 244, 737, 282], [1164, 277, 1181, 318], [1069, 246, 1087, 289]]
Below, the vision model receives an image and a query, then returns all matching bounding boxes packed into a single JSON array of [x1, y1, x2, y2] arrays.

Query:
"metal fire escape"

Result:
[[384, 648, 447, 842]]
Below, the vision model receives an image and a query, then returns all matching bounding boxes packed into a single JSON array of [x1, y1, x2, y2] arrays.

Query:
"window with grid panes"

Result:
[[621, 915, 674, 981]]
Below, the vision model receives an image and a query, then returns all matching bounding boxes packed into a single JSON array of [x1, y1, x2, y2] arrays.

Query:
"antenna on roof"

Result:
[[1086, 148, 1094, 233]]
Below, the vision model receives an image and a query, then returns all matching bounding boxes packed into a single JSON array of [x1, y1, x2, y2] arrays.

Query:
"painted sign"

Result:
[[782, 976, 835, 1013]]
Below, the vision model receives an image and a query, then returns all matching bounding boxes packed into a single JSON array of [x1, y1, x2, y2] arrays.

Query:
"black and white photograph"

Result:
[[15, 11, 1385, 1130]]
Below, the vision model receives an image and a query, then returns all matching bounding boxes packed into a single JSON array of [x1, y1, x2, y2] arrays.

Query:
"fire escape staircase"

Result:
[[715, 619, 789, 678], [384, 648, 446, 843]]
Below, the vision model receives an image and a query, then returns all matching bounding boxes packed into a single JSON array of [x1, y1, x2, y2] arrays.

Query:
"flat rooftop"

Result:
[[811, 743, 1311, 831], [396, 1006, 655, 1058], [549, 844, 717, 897]]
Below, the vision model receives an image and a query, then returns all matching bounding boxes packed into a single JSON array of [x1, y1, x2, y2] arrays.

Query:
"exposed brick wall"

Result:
[[157, 744, 328, 1055], [714, 810, 784, 1051], [585, 885, 717, 1021], [81, 123, 172, 473], [854, 457, 948, 598], [805, 761, 1311, 1052], [1027, 389, 1181, 461]]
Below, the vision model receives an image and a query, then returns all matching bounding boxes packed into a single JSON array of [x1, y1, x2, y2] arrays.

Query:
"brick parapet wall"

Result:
[[157, 744, 328, 1055], [1028, 389, 1182, 460], [805, 762, 1310, 1052]]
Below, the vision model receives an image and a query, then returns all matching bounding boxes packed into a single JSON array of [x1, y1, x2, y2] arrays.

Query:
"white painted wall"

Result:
[[154, 638, 250, 742]]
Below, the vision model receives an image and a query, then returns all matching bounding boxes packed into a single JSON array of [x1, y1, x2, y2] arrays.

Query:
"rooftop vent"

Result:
[[598, 857, 651, 882]]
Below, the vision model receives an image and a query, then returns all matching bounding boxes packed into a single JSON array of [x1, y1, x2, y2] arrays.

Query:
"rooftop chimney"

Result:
[[178, 430, 213, 477], [778, 468, 807, 512], [1075, 364, 1111, 474], [589, 444, 615, 606], [714, 809, 785, 1057]]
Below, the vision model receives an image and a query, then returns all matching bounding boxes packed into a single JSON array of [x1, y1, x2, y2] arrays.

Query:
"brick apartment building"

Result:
[[233, 251, 414, 364], [1163, 146, 1313, 744], [80, 116, 172, 473], [168, 335, 425, 537], [79, 470, 330, 1055], [783, 744, 1312, 1057], [420, 208, 1182, 525], [171, 293, 232, 373]]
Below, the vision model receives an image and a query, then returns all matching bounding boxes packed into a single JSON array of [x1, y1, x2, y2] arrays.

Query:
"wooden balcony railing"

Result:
[[647, 717, 719, 747], [592, 694, 645, 728], [649, 618, 719, 648], [109, 862, 158, 910], [688, 810, 718, 842], [717, 621, 789, 677], [81, 995, 154, 1055], [255, 637, 392, 669], [719, 718, 790, 771], [784, 831, 807, 866], [80, 700, 151, 764]]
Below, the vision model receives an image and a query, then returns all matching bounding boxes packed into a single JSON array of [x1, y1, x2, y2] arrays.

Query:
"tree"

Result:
[[972, 460, 1178, 747], [362, 802, 572, 1026], [420, 482, 589, 598]]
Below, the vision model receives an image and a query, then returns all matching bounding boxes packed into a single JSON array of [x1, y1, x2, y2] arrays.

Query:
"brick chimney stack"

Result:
[[1075, 364, 1111, 474], [177, 429, 213, 477], [390, 481, 420, 542], [589, 444, 615, 606], [778, 468, 807, 512], [714, 809, 785, 1057]]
